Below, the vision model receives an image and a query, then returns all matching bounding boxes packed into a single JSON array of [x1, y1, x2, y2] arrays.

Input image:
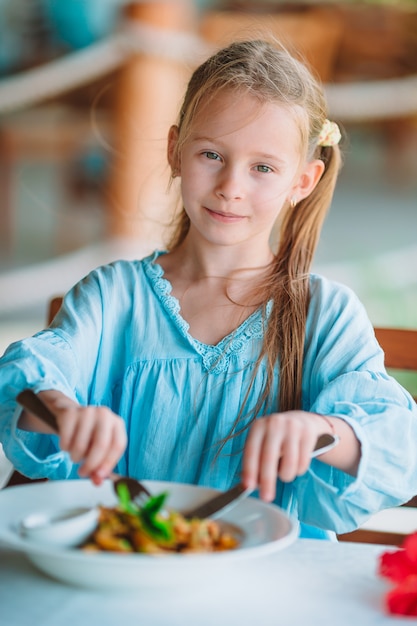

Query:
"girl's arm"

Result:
[[18, 389, 127, 484]]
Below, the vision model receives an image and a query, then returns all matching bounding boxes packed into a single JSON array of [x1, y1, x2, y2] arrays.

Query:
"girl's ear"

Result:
[[293, 158, 325, 202], [167, 125, 180, 175]]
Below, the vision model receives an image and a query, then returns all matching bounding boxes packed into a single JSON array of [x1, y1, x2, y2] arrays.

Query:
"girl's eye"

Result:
[[203, 151, 221, 161], [255, 164, 272, 173]]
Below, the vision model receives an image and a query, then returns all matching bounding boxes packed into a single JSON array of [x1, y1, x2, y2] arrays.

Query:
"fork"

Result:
[[16, 389, 151, 505]]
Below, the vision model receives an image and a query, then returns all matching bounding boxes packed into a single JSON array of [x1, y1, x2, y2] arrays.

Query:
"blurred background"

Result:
[[0, 0, 416, 348]]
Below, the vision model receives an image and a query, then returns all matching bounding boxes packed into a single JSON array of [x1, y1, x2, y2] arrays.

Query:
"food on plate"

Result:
[[81, 483, 240, 554]]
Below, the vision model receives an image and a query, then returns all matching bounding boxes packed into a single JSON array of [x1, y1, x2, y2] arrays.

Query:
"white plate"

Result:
[[0, 479, 297, 590]]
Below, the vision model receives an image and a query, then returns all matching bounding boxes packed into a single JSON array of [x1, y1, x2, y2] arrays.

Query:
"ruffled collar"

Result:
[[143, 251, 268, 374]]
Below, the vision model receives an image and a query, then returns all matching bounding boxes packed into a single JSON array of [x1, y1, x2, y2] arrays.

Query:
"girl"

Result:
[[1, 40, 416, 540]]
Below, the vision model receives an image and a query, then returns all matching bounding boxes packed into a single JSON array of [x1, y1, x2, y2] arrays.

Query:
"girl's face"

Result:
[[169, 89, 323, 254]]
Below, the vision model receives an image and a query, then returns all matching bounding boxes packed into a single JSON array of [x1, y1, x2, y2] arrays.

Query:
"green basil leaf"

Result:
[[116, 482, 139, 516], [116, 485, 173, 541], [140, 510, 173, 542], [142, 492, 168, 516]]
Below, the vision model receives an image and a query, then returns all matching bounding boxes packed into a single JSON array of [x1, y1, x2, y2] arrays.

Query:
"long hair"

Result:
[[167, 40, 342, 426]]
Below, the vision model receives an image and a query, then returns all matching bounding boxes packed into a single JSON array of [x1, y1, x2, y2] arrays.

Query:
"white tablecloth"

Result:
[[0, 538, 407, 626]]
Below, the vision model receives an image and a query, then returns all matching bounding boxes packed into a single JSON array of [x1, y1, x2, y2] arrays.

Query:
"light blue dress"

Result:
[[1, 251, 417, 539]]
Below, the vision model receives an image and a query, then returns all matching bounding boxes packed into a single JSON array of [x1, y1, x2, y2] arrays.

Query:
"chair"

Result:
[[47, 295, 63, 324], [374, 327, 417, 400], [338, 326, 417, 545]]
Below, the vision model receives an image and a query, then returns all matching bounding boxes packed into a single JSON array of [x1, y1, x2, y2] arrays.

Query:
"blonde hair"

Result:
[[168, 40, 342, 426]]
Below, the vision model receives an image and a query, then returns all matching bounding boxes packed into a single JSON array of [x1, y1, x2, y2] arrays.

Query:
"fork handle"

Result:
[[17, 389, 151, 501], [17, 389, 59, 432]]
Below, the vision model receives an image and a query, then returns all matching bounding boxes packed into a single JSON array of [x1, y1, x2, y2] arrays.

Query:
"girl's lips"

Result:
[[205, 207, 245, 223]]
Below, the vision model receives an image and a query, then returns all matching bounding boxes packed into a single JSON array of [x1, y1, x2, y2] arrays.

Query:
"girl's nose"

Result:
[[215, 167, 244, 201]]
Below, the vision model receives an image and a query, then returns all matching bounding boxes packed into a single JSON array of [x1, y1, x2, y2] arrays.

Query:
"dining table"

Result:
[[0, 537, 407, 626]]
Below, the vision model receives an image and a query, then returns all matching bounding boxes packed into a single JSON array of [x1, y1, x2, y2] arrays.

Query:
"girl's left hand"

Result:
[[241, 410, 334, 501]]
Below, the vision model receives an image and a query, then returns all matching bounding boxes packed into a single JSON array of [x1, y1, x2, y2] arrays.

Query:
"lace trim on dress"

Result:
[[143, 251, 268, 374]]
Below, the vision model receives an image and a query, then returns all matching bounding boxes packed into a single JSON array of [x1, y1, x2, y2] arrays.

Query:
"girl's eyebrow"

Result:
[[190, 135, 286, 164], [253, 152, 286, 164], [189, 134, 216, 143]]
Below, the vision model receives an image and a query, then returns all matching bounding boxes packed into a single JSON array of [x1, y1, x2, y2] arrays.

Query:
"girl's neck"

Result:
[[159, 241, 273, 345], [163, 237, 274, 282]]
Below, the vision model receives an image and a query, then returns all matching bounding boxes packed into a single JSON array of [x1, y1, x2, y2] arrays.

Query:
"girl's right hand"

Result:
[[19, 390, 128, 485]]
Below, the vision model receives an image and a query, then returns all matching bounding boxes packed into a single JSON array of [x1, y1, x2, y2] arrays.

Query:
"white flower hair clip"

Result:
[[317, 119, 341, 147]]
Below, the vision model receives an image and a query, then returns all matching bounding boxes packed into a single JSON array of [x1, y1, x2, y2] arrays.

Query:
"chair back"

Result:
[[47, 296, 63, 325], [339, 326, 417, 545], [374, 327, 417, 401], [374, 327, 417, 372]]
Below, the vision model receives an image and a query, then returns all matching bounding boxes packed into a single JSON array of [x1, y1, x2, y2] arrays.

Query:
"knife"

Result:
[[183, 432, 340, 519], [183, 483, 253, 520]]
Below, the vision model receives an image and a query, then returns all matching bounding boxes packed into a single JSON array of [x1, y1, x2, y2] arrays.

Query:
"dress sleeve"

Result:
[[0, 268, 106, 479], [293, 276, 417, 534]]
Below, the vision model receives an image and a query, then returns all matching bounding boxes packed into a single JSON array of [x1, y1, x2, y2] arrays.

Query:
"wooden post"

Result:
[[106, 0, 196, 246]]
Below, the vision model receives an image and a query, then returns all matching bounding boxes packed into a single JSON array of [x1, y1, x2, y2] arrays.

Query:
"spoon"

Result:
[[19, 506, 99, 548]]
